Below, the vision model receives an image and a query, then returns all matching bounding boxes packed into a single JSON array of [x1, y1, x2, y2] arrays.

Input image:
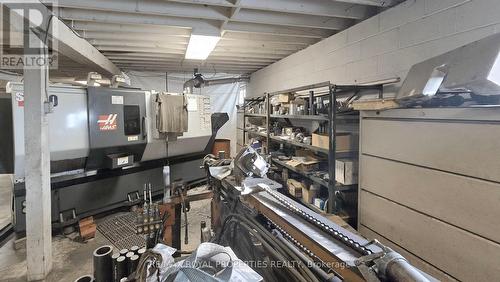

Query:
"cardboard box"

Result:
[[335, 158, 358, 185], [295, 149, 315, 158], [302, 184, 320, 204], [312, 132, 357, 152], [286, 157, 319, 172], [287, 179, 304, 198], [270, 93, 293, 105]]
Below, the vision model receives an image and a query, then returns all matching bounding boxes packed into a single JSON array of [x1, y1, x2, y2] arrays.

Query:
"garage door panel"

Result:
[[359, 191, 500, 282], [360, 154, 500, 243], [358, 225, 457, 282], [361, 118, 500, 182]]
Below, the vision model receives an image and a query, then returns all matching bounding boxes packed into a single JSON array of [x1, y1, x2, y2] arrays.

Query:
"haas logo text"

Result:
[[98, 114, 118, 131]]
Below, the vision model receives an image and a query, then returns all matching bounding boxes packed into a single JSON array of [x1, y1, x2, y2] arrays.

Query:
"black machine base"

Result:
[[12, 157, 206, 234]]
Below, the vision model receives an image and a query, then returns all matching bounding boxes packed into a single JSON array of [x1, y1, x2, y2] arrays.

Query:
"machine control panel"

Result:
[[86, 87, 148, 170]]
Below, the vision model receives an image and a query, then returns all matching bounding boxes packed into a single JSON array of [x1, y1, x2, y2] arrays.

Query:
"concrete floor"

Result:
[[0, 191, 211, 282], [0, 175, 12, 230]]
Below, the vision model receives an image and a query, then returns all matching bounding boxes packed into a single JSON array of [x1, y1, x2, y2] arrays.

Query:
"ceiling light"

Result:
[[185, 34, 220, 60]]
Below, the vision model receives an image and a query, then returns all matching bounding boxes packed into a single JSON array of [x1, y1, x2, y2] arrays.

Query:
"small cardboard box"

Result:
[[270, 93, 293, 105], [298, 160, 319, 172], [302, 184, 320, 204], [287, 179, 304, 198], [312, 132, 357, 152], [286, 157, 319, 172], [312, 133, 328, 150], [335, 158, 358, 185]]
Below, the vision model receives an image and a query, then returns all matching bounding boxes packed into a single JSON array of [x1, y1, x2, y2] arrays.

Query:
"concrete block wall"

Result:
[[248, 0, 500, 97]]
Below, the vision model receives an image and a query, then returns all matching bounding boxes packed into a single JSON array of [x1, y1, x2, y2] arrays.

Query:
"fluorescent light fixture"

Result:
[[185, 34, 220, 60]]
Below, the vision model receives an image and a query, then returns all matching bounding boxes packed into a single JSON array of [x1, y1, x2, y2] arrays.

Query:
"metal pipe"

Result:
[[112, 256, 127, 282], [93, 245, 113, 282], [130, 245, 140, 255], [376, 250, 430, 282], [386, 257, 430, 282], [128, 255, 140, 275]]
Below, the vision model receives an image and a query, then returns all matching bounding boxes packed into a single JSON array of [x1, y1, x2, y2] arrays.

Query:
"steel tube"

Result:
[[130, 246, 140, 255], [128, 255, 140, 275], [93, 245, 113, 282], [386, 259, 430, 282], [112, 256, 127, 282]]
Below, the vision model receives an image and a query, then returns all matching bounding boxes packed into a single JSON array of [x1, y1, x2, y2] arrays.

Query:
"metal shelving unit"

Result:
[[270, 114, 329, 121], [241, 96, 268, 152], [243, 81, 384, 217]]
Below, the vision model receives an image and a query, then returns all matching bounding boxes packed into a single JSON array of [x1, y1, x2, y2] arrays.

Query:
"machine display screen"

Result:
[[123, 105, 141, 136]]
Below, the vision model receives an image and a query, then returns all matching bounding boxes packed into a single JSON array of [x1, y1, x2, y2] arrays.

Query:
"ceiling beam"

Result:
[[110, 58, 270, 66], [95, 46, 186, 54], [74, 25, 319, 45], [209, 52, 288, 60], [216, 43, 304, 52], [122, 66, 254, 74], [221, 0, 241, 30], [238, 0, 373, 19], [95, 45, 295, 56], [82, 33, 190, 43], [90, 38, 304, 51], [332, 0, 403, 7], [162, 0, 235, 8], [68, 21, 191, 36], [1, 1, 120, 76], [115, 65, 263, 70], [223, 32, 319, 44], [58, 8, 222, 36], [207, 56, 278, 63], [102, 52, 185, 59], [63, 13, 334, 38], [154, 0, 376, 18], [104, 53, 278, 63], [57, 3, 349, 31], [231, 9, 352, 29], [211, 47, 294, 56], [50, 0, 229, 21], [224, 22, 335, 38], [90, 40, 187, 50], [115, 64, 262, 72], [218, 40, 307, 50]]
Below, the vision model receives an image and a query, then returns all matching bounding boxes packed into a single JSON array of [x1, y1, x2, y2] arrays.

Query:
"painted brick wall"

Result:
[[248, 0, 500, 97]]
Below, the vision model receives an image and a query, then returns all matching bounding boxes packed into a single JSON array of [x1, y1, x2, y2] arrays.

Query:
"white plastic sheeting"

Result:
[[127, 71, 242, 156]]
